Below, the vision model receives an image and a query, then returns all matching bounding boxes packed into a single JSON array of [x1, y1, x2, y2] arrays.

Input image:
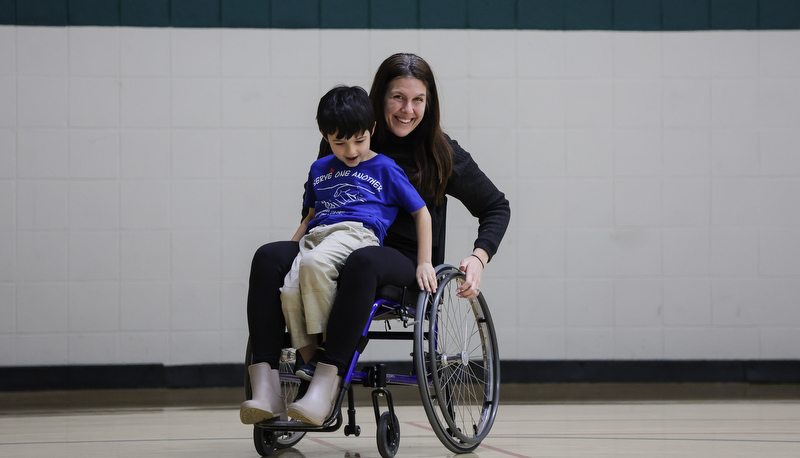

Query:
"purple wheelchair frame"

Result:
[[259, 276, 436, 435], [250, 261, 501, 458]]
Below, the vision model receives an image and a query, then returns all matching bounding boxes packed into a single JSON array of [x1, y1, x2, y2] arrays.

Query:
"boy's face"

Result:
[[324, 128, 374, 167]]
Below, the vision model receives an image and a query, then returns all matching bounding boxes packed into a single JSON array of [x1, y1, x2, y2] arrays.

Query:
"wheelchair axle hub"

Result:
[[441, 351, 470, 366]]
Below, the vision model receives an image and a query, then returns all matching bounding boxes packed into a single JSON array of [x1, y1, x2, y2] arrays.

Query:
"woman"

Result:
[[241, 53, 511, 426]]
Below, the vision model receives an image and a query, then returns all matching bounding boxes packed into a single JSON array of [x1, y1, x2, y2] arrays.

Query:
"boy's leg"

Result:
[[296, 344, 318, 365], [299, 223, 378, 335], [280, 249, 316, 350]]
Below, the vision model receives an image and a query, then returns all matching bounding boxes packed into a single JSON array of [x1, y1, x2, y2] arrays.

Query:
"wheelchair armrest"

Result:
[[375, 284, 418, 307], [374, 265, 458, 307]]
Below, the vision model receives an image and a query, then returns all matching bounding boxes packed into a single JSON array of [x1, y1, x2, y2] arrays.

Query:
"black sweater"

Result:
[[375, 132, 511, 265]]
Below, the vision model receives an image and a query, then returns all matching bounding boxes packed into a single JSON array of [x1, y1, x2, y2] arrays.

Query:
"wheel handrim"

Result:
[[417, 270, 500, 448]]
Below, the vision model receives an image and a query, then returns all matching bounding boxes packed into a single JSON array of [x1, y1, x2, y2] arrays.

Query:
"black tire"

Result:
[[253, 427, 277, 456], [376, 411, 401, 458], [414, 266, 501, 454], [245, 340, 306, 449]]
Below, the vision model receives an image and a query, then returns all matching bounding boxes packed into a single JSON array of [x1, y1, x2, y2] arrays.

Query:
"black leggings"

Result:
[[247, 242, 416, 375], [246, 241, 298, 367]]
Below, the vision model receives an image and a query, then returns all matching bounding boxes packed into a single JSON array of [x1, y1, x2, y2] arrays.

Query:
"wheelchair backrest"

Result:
[[375, 198, 448, 307]]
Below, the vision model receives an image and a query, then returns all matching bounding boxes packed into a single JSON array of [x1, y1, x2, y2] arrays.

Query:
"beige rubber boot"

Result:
[[240, 363, 286, 424], [286, 362, 341, 426]]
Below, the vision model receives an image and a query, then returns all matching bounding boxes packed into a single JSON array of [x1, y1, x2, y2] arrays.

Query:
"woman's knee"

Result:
[[339, 246, 383, 276], [252, 241, 298, 275], [339, 246, 414, 288]]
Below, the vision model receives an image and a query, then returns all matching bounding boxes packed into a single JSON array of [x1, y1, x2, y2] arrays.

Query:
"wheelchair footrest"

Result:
[[255, 414, 343, 433]]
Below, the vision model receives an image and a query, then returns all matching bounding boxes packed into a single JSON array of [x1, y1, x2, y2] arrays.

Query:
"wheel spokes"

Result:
[[430, 278, 494, 442]]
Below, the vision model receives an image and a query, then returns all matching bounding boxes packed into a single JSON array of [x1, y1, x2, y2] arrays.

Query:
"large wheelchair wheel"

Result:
[[413, 266, 500, 454], [245, 340, 306, 453]]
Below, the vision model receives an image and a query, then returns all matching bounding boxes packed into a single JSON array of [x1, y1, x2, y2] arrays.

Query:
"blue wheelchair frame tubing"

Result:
[[343, 298, 420, 387]]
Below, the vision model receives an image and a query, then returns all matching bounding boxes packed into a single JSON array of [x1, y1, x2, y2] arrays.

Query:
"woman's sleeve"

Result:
[[301, 144, 331, 221], [445, 137, 511, 261], [300, 168, 314, 221]]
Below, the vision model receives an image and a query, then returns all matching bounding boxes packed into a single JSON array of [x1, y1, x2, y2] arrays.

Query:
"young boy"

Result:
[[280, 85, 436, 380]]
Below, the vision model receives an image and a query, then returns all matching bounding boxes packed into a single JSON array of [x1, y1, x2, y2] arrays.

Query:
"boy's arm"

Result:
[[291, 208, 315, 242], [411, 206, 437, 293]]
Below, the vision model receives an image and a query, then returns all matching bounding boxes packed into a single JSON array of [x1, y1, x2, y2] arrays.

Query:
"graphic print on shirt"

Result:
[[316, 182, 375, 213]]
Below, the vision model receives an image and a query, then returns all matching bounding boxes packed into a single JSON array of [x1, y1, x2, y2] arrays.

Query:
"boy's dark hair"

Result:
[[316, 85, 375, 140]]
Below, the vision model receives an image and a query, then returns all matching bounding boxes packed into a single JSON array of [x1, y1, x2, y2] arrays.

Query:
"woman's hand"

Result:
[[457, 250, 487, 298], [416, 262, 437, 293]]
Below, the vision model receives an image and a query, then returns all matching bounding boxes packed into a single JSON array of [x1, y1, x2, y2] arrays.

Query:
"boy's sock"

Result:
[[295, 344, 325, 382]]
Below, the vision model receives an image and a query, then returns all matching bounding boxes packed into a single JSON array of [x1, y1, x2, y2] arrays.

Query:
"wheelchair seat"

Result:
[[374, 284, 417, 307]]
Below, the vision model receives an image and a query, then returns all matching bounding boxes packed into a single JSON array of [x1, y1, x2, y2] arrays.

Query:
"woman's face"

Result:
[[383, 77, 427, 138]]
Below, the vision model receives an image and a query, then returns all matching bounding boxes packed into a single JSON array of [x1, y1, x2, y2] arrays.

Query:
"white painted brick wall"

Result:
[[1, 26, 799, 365]]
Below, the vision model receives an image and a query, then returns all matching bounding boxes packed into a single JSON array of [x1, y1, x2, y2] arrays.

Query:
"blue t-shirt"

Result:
[[303, 154, 425, 244]]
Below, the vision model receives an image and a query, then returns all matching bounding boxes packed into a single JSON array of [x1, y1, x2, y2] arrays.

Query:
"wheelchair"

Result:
[[244, 263, 500, 458]]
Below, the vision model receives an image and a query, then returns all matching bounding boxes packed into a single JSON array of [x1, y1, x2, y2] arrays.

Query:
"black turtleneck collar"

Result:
[[381, 129, 416, 148], [375, 129, 421, 169]]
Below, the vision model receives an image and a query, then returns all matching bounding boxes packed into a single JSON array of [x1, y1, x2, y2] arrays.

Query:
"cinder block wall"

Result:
[[1, 1, 800, 372]]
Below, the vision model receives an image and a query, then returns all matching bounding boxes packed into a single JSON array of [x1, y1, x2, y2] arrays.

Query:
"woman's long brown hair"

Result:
[[369, 53, 453, 205]]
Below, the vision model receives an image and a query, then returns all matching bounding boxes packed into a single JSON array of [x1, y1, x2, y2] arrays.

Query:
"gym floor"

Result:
[[2, 384, 799, 457]]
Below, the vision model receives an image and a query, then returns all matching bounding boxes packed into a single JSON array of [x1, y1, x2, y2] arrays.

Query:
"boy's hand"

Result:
[[416, 262, 437, 293]]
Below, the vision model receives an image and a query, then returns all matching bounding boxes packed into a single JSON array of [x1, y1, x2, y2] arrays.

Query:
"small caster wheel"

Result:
[[345, 424, 361, 437], [376, 411, 400, 458], [253, 427, 277, 456], [275, 430, 305, 449]]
